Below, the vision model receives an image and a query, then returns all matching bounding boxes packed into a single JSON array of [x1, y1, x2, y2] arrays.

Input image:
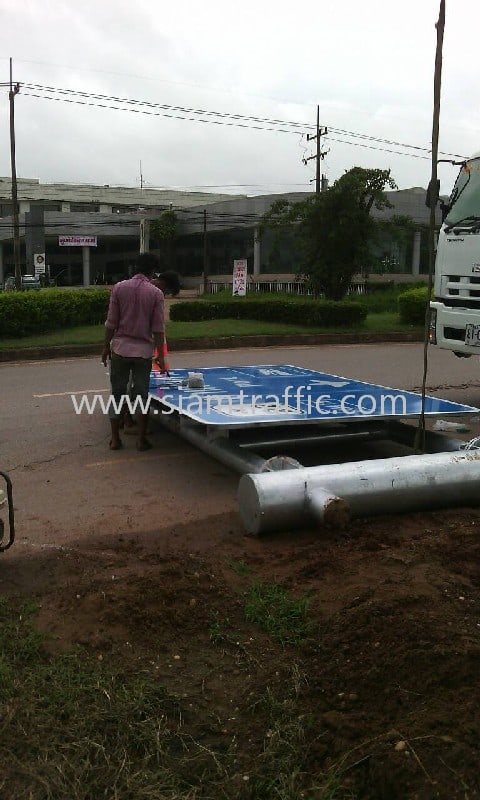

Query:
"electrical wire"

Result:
[[1, 58, 472, 160], [16, 82, 467, 161], [20, 89, 307, 136], [324, 134, 430, 160]]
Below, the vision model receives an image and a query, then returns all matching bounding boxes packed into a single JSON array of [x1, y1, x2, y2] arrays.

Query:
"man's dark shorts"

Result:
[[109, 353, 151, 420]]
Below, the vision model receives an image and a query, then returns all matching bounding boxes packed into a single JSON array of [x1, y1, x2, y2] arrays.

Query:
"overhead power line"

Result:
[[20, 86, 306, 136], [326, 135, 430, 160], [16, 82, 467, 161]]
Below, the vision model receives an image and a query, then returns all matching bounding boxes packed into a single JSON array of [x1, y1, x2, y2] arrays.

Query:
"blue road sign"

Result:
[[148, 364, 478, 427]]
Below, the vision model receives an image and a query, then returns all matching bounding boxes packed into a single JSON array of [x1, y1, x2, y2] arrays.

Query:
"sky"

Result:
[[0, 0, 478, 199]]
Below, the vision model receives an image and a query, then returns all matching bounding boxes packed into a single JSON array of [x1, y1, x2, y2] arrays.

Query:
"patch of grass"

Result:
[[0, 600, 222, 799], [209, 617, 228, 645], [0, 313, 421, 350], [227, 558, 253, 576], [362, 312, 420, 333], [248, 666, 354, 800], [0, 594, 358, 799], [207, 614, 246, 653], [244, 581, 312, 646], [168, 318, 329, 338], [357, 283, 426, 314], [0, 324, 106, 349]]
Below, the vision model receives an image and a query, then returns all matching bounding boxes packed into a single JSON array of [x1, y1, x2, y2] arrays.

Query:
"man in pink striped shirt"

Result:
[[102, 253, 165, 451]]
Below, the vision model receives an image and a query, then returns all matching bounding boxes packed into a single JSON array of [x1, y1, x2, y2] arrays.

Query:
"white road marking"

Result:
[[33, 388, 109, 398], [0, 355, 101, 368], [84, 450, 197, 467]]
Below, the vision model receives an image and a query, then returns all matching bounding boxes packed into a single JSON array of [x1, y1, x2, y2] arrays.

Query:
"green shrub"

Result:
[[363, 280, 396, 293], [201, 289, 308, 303], [351, 283, 427, 315], [0, 289, 110, 337], [397, 286, 430, 324], [170, 298, 367, 327], [357, 287, 402, 314]]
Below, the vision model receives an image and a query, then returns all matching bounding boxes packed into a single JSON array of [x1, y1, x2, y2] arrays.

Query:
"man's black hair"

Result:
[[157, 270, 181, 296], [134, 252, 161, 277]]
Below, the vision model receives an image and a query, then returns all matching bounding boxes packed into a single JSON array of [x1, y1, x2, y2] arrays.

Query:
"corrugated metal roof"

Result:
[[0, 177, 245, 207]]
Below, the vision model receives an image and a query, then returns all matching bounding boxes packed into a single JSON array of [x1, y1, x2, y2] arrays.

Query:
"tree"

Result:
[[260, 167, 409, 299], [150, 209, 177, 269], [370, 213, 417, 277]]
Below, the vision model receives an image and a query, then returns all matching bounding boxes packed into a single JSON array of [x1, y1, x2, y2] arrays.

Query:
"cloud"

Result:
[[0, 0, 478, 196]]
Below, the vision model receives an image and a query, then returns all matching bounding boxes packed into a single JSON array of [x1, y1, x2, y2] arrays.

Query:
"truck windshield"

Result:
[[445, 158, 480, 227]]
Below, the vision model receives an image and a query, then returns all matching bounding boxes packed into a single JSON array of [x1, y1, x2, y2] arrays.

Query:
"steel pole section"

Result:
[[159, 413, 268, 474], [239, 449, 480, 535]]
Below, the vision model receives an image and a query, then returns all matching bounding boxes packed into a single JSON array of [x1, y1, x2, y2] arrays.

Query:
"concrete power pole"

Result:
[[202, 209, 208, 294], [139, 219, 150, 253], [304, 106, 328, 195], [8, 58, 21, 289]]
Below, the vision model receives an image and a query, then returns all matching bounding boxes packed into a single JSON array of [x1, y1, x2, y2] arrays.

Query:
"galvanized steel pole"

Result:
[[239, 449, 480, 535]]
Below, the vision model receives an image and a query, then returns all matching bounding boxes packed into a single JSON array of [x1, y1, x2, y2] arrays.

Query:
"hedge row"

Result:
[[0, 289, 110, 337], [397, 287, 430, 325], [170, 299, 368, 327], [363, 281, 395, 293]]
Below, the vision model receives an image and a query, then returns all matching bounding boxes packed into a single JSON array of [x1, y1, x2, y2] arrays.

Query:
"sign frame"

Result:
[[149, 364, 479, 429]]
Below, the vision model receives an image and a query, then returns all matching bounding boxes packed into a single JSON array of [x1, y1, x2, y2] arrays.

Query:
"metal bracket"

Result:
[[0, 471, 15, 553]]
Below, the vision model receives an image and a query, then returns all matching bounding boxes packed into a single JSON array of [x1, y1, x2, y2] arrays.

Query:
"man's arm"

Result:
[[102, 325, 115, 366], [151, 290, 166, 371], [102, 288, 119, 366], [152, 331, 166, 371]]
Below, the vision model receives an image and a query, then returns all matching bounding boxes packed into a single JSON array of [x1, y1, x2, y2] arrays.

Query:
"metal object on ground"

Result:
[[187, 372, 205, 389], [149, 365, 477, 427], [159, 414, 267, 474], [306, 486, 351, 527], [261, 455, 303, 471], [0, 471, 15, 552], [150, 364, 480, 535], [238, 450, 480, 535]]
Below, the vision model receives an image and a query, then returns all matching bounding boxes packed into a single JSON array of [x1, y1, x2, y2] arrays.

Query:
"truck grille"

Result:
[[441, 298, 480, 309], [442, 275, 480, 301]]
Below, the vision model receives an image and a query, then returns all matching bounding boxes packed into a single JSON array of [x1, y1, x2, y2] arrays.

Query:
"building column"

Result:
[[253, 228, 261, 277], [411, 229, 421, 277], [82, 246, 91, 286], [0, 243, 4, 286]]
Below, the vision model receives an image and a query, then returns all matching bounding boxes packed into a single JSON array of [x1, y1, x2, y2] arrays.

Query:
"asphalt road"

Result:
[[2, 343, 480, 554]]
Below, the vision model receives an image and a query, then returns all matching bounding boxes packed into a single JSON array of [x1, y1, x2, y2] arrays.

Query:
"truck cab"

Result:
[[430, 153, 480, 356]]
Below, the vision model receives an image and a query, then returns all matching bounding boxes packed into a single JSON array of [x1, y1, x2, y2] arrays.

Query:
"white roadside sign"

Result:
[[33, 253, 46, 274], [58, 236, 97, 247], [232, 259, 247, 296]]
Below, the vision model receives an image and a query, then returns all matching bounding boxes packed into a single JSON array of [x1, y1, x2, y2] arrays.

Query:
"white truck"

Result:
[[430, 153, 480, 357]]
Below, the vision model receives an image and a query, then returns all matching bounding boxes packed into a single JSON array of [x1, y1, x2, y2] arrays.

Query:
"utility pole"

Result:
[[304, 105, 328, 195], [415, 0, 446, 453], [8, 58, 21, 290], [202, 209, 208, 294]]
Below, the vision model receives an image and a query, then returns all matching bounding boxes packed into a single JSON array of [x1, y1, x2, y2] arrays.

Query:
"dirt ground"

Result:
[[2, 347, 480, 797], [1, 503, 480, 799]]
